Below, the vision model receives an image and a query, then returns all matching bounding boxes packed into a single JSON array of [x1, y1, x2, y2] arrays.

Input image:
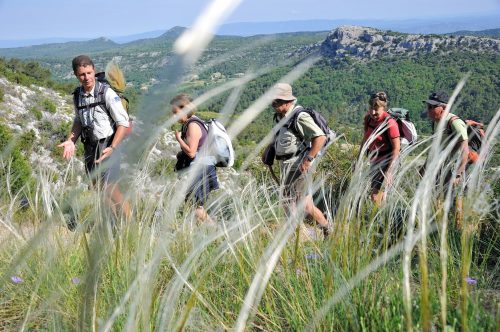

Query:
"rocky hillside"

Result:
[[0, 77, 74, 178], [0, 76, 179, 189], [295, 25, 500, 60]]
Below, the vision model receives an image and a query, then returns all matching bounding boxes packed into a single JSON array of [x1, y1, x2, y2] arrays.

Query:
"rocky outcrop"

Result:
[[0, 77, 79, 188], [295, 25, 500, 60]]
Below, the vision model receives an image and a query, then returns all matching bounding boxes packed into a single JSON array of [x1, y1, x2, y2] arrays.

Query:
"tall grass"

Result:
[[0, 1, 498, 330], [0, 104, 498, 330]]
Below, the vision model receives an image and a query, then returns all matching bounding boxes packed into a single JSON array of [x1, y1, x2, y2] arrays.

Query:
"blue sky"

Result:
[[0, 0, 499, 40]]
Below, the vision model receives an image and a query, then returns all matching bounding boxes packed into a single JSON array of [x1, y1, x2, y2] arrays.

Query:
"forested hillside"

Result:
[[0, 25, 498, 145], [198, 51, 498, 143], [0, 23, 499, 332]]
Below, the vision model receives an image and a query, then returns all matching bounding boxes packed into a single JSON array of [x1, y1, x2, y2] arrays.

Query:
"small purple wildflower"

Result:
[[465, 277, 477, 286], [11, 276, 23, 284], [71, 277, 81, 285], [305, 253, 321, 260]]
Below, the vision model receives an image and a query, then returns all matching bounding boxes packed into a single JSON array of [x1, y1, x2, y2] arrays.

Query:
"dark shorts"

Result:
[[369, 159, 390, 192], [185, 165, 219, 206], [83, 136, 120, 184]]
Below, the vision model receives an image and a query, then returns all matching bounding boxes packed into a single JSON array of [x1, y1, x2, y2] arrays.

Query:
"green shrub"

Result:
[[29, 106, 43, 120], [0, 86, 4, 103], [41, 98, 56, 113], [17, 130, 36, 154], [0, 124, 33, 194]]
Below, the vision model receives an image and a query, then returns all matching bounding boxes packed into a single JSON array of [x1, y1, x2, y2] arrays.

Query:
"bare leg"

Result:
[[371, 189, 384, 207], [303, 194, 328, 227], [105, 182, 131, 221], [195, 206, 215, 226]]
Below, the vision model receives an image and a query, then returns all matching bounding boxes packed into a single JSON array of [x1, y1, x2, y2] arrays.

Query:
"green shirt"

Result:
[[296, 111, 325, 140], [442, 112, 468, 142]]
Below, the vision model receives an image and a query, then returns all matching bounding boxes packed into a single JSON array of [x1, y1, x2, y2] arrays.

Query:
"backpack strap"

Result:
[[73, 82, 116, 130], [287, 106, 308, 139], [364, 114, 394, 155], [73, 81, 108, 110], [181, 117, 208, 140], [446, 115, 460, 133]]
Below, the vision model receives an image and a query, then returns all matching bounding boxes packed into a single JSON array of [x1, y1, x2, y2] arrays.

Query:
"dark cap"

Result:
[[423, 91, 449, 106]]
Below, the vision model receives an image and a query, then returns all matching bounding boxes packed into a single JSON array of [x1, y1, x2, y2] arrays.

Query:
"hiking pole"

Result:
[[267, 165, 280, 186]]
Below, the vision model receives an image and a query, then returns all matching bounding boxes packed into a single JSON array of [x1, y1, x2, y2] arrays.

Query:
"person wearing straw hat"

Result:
[[269, 83, 331, 237], [58, 55, 131, 222]]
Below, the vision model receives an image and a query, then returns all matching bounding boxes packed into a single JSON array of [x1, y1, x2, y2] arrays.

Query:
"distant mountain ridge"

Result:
[[448, 28, 500, 38], [217, 16, 500, 36], [1, 15, 498, 48]]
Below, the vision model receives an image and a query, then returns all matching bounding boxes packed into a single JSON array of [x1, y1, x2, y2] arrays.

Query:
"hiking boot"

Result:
[[65, 214, 77, 232], [320, 223, 332, 239]]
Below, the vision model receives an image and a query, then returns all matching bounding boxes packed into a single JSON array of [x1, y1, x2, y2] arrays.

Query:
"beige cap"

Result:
[[272, 83, 296, 101]]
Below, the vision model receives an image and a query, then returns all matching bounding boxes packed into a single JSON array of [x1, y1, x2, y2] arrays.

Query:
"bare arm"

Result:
[[455, 139, 469, 183], [95, 125, 129, 163], [300, 135, 326, 172], [175, 122, 202, 159], [57, 119, 82, 160]]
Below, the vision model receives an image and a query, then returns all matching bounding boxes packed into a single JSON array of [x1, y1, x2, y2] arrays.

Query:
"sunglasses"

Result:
[[370, 92, 387, 102], [272, 99, 289, 106], [426, 103, 439, 110]]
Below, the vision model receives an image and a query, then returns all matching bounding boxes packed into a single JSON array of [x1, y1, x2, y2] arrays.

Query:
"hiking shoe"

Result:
[[65, 214, 77, 232], [320, 223, 332, 239]]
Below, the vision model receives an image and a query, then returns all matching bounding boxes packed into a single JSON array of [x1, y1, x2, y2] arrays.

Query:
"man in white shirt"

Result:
[[58, 55, 131, 221]]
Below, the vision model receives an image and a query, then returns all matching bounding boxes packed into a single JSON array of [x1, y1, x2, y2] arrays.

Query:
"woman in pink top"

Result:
[[360, 92, 400, 206]]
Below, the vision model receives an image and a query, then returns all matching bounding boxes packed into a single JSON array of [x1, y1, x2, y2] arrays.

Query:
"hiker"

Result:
[[268, 83, 331, 237], [422, 91, 469, 187], [359, 92, 401, 206], [58, 55, 131, 220], [171, 93, 219, 224]]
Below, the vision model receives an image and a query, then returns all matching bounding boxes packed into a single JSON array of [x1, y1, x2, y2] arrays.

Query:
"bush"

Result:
[[0, 124, 33, 194], [41, 98, 56, 113], [29, 106, 43, 120], [0, 86, 4, 103]]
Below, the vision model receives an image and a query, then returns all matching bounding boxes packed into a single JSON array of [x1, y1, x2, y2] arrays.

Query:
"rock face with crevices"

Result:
[[293, 25, 500, 60]]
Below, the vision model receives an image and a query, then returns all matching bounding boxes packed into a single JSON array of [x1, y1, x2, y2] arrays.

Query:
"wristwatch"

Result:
[[305, 155, 315, 162]]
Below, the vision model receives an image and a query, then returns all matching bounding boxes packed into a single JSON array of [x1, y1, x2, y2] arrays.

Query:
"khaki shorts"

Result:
[[280, 156, 313, 203]]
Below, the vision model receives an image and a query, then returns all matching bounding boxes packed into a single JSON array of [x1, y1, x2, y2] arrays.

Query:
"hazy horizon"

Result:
[[1, 0, 499, 41]]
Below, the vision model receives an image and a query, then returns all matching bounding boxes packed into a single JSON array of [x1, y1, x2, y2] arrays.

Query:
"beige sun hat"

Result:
[[272, 83, 296, 101]]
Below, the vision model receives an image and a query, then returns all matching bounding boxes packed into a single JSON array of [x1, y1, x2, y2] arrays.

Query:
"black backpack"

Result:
[[446, 116, 485, 164], [72, 72, 130, 116], [72, 72, 133, 139], [285, 106, 336, 153], [263, 106, 336, 165]]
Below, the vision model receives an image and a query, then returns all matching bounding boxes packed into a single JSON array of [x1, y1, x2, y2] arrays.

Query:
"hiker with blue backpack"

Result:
[[171, 93, 220, 224], [360, 92, 401, 206], [58, 55, 131, 221], [263, 83, 332, 238]]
